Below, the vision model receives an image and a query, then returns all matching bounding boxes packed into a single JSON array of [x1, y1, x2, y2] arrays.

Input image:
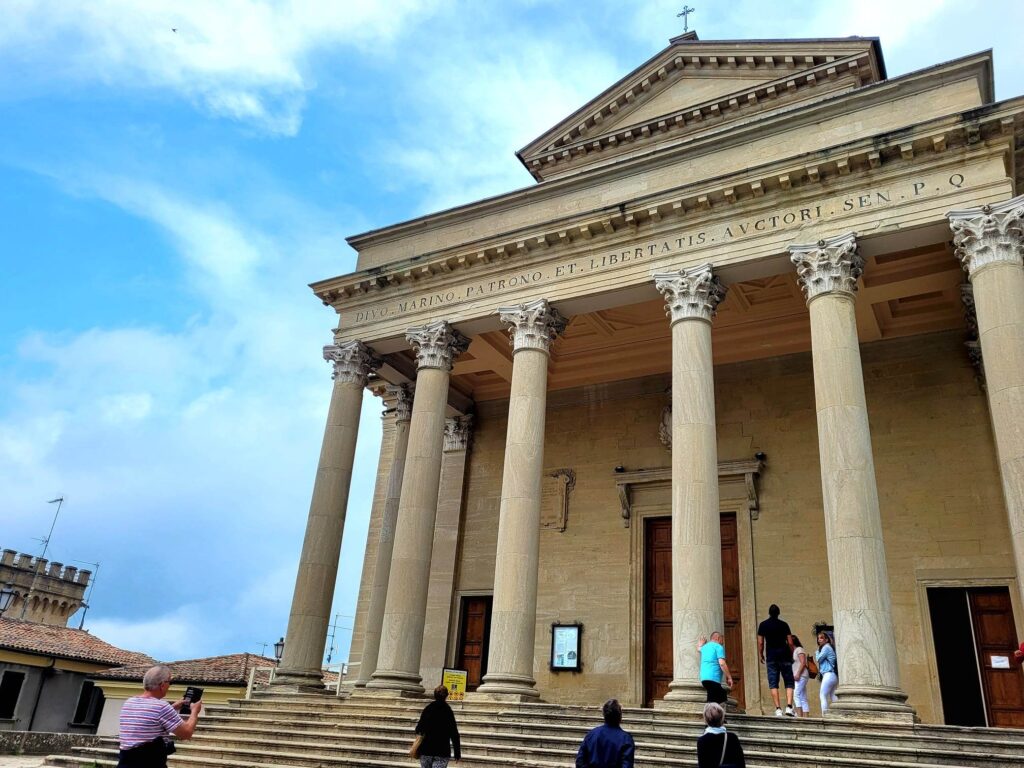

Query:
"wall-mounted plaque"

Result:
[[550, 623, 582, 672]]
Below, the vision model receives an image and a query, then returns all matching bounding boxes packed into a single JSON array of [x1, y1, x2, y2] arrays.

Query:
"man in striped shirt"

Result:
[[117, 665, 202, 768]]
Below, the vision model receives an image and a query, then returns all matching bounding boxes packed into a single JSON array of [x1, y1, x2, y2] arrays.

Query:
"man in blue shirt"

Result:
[[697, 631, 734, 704], [575, 699, 635, 768]]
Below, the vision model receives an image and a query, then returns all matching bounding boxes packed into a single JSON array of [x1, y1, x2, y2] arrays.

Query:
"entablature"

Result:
[[319, 102, 1021, 346]]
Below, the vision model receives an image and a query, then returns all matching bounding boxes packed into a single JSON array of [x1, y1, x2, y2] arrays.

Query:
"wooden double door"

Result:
[[928, 586, 1024, 728], [644, 514, 744, 708]]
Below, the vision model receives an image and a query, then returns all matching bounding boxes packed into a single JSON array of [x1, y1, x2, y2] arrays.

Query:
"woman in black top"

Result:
[[695, 702, 745, 768], [415, 685, 461, 767]]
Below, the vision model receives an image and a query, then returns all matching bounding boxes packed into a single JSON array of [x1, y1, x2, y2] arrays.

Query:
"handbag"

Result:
[[409, 734, 424, 759], [805, 653, 818, 677]]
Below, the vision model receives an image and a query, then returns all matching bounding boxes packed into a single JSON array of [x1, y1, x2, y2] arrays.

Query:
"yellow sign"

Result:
[[442, 668, 468, 701]]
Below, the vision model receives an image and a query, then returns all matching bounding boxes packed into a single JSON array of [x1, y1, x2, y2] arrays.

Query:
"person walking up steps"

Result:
[[816, 631, 839, 715], [788, 634, 811, 717], [757, 604, 795, 716], [697, 632, 734, 704], [414, 685, 461, 767]]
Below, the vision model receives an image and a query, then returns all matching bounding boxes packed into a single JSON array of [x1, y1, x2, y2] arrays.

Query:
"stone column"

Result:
[[368, 322, 469, 694], [355, 384, 414, 687], [653, 264, 726, 708], [477, 299, 566, 700], [790, 233, 913, 721], [275, 342, 381, 686], [949, 197, 1024, 612], [420, 415, 474, 688]]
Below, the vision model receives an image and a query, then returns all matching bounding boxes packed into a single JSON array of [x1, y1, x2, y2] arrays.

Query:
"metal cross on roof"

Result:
[[677, 5, 695, 33]]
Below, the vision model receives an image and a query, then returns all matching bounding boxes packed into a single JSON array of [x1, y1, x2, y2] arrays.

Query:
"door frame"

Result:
[[916, 570, 1023, 725], [448, 589, 493, 669], [629, 498, 759, 712]]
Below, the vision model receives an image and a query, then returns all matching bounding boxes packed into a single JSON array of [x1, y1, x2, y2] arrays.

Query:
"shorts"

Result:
[[766, 658, 794, 690], [701, 679, 728, 704]]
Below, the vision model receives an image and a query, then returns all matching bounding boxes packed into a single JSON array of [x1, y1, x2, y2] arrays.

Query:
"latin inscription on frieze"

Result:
[[350, 173, 969, 325]]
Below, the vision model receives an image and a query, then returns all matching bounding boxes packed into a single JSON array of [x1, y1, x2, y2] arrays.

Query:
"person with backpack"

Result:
[[696, 702, 745, 768], [788, 634, 814, 717], [815, 631, 838, 714]]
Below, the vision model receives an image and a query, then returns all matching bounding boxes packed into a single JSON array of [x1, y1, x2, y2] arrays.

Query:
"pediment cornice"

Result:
[[517, 38, 885, 181], [317, 99, 1020, 308]]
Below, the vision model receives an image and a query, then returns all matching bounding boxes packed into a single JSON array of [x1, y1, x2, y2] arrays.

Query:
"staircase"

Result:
[[46, 688, 1024, 768]]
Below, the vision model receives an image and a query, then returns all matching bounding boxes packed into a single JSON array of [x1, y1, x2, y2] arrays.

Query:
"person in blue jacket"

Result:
[[575, 698, 635, 768]]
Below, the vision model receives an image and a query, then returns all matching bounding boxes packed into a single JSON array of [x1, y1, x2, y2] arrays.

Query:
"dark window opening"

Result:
[[72, 681, 105, 726], [0, 671, 26, 719]]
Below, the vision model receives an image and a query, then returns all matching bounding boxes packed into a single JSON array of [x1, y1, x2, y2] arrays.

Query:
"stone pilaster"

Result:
[[355, 384, 413, 687], [949, 197, 1024, 616], [367, 322, 469, 694], [789, 233, 913, 721], [477, 299, 566, 700], [420, 415, 474, 688], [275, 341, 381, 687], [652, 264, 725, 709]]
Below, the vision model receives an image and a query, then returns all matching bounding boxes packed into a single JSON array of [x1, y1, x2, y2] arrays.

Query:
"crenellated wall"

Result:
[[0, 550, 91, 626]]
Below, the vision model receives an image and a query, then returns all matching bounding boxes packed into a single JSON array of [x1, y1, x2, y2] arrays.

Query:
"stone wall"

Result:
[[451, 329, 1010, 722], [0, 731, 99, 756]]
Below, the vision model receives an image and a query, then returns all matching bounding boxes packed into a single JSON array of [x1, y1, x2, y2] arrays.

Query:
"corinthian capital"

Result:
[[406, 321, 470, 371], [948, 196, 1024, 277], [497, 299, 567, 353], [384, 383, 413, 424], [324, 342, 381, 386], [443, 415, 473, 452], [789, 232, 862, 301], [653, 263, 727, 324]]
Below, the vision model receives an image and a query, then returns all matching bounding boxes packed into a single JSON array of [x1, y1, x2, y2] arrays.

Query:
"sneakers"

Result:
[[785, 706, 795, 717], [775, 708, 784, 717]]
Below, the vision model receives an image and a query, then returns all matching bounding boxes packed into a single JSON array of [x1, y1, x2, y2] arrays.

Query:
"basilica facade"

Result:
[[274, 33, 1024, 727]]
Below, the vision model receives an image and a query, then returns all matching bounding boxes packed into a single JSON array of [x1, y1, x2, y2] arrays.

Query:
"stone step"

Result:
[[198, 705, 1024, 757], [190, 721, 1018, 767], [53, 736, 998, 768]]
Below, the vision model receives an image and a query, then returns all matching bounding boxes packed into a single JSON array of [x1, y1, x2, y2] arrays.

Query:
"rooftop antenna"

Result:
[[19, 496, 64, 620], [677, 5, 695, 33], [325, 613, 353, 665], [71, 559, 100, 630]]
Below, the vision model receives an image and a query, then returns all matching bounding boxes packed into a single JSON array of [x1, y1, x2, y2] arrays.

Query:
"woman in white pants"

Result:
[[815, 632, 838, 714], [788, 634, 810, 717]]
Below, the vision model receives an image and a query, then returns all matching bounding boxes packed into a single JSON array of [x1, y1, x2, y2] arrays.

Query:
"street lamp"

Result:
[[273, 637, 285, 662], [0, 585, 16, 618]]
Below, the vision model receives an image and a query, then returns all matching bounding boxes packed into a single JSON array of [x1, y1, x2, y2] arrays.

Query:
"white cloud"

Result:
[[88, 605, 225, 661], [0, 0, 438, 135]]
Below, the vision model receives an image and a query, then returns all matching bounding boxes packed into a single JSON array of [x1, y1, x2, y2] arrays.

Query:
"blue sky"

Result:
[[2, 0, 1022, 665]]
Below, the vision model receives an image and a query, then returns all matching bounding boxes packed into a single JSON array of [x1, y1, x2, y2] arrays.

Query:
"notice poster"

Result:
[[442, 668, 468, 701], [550, 624, 582, 671]]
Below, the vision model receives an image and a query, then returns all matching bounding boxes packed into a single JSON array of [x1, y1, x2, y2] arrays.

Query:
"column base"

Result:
[[351, 686, 426, 700], [364, 669, 425, 695], [475, 672, 540, 701], [827, 684, 915, 724], [654, 679, 708, 713], [271, 668, 326, 690]]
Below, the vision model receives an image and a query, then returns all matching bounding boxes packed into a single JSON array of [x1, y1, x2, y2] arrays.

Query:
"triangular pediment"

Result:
[[519, 35, 885, 182]]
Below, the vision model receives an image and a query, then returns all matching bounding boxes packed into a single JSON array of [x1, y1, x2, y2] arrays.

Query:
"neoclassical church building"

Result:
[[275, 33, 1024, 727]]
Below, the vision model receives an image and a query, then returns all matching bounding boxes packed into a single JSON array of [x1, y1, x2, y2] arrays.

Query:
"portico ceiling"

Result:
[[433, 240, 965, 402]]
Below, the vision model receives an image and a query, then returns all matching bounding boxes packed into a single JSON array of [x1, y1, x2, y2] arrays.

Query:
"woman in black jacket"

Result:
[[695, 702, 745, 768], [414, 685, 461, 767]]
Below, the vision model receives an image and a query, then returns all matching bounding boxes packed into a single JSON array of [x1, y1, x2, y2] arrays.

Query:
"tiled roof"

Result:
[[93, 652, 279, 686], [0, 618, 154, 667]]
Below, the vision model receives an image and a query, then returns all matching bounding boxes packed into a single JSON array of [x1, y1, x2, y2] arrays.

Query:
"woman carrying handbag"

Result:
[[412, 685, 461, 768]]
